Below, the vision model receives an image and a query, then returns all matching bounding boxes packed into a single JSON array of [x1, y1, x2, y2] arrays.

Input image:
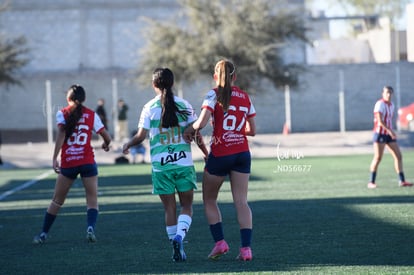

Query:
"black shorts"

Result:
[[60, 163, 98, 179], [372, 133, 396, 144], [205, 151, 251, 176]]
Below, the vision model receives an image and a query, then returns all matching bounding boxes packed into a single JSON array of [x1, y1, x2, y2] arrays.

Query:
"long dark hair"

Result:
[[215, 60, 235, 112], [64, 85, 85, 142], [152, 68, 190, 128]]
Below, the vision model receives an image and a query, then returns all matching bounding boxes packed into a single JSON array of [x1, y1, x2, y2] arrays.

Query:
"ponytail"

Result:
[[160, 86, 180, 128], [153, 68, 190, 128], [215, 60, 235, 112], [64, 85, 86, 142]]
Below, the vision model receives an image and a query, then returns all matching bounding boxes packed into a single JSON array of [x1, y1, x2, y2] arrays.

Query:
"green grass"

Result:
[[1, 152, 414, 274]]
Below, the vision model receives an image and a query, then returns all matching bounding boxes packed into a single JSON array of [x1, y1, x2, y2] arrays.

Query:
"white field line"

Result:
[[0, 170, 54, 201]]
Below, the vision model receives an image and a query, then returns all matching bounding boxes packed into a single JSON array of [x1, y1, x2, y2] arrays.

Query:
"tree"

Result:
[[0, 36, 29, 86], [136, 0, 309, 93], [0, 3, 29, 86]]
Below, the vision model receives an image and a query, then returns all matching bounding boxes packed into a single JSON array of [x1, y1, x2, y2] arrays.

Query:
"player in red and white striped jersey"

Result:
[[368, 86, 412, 188]]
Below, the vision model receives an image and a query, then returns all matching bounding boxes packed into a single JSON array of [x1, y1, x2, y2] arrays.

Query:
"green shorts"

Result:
[[152, 166, 197, 195]]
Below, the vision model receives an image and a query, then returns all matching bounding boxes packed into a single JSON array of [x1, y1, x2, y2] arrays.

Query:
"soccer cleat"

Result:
[[208, 240, 229, 260], [33, 232, 47, 244], [86, 227, 97, 243], [236, 247, 252, 261], [367, 182, 377, 189], [399, 181, 413, 187], [172, 235, 186, 262]]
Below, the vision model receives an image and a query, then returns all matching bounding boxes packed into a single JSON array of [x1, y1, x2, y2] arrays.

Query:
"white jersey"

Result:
[[138, 95, 197, 172], [373, 98, 394, 135]]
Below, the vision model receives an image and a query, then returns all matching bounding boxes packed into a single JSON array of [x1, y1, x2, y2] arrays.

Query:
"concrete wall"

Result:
[[290, 62, 414, 132], [1, 1, 414, 142], [0, 0, 180, 72], [1, 62, 414, 143]]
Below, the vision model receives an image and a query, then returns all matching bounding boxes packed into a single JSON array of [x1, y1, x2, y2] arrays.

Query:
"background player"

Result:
[[368, 86, 412, 189]]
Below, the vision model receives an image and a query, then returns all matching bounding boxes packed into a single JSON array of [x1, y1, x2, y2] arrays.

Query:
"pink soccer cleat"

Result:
[[208, 240, 229, 260], [237, 247, 252, 261], [399, 181, 413, 187], [367, 182, 377, 189]]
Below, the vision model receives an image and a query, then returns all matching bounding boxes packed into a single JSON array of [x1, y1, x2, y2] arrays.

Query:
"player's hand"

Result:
[[53, 159, 60, 174], [122, 143, 130, 154], [102, 142, 110, 152], [389, 130, 397, 140], [183, 127, 195, 143]]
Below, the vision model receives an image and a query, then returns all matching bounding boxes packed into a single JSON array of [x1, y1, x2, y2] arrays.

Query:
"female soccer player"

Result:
[[368, 86, 412, 188], [122, 68, 208, 262], [33, 84, 111, 244], [184, 59, 256, 261]]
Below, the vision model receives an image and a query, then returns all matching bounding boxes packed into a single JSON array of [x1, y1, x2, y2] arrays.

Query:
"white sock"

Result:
[[166, 225, 177, 241], [176, 214, 192, 240]]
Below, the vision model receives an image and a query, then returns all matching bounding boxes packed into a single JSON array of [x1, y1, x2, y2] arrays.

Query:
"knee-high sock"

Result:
[[240, 228, 252, 247], [209, 222, 224, 242], [87, 208, 98, 229], [166, 225, 177, 241], [176, 214, 192, 240], [399, 172, 406, 182], [42, 212, 57, 233]]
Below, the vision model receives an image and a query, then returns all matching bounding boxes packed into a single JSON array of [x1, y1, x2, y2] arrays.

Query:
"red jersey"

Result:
[[201, 86, 256, 157], [373, 98, 394, 135], [56, 106, 105, 168]]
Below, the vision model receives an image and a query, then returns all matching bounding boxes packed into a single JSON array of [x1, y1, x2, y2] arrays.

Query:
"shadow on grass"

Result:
[[1, 173, 414, 274]]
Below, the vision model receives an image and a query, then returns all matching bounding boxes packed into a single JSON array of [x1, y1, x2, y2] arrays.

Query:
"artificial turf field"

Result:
[[1, 152, 414, 274]]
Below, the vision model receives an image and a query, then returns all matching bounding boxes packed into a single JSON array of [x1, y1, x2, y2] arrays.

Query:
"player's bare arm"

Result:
[[376, 112, 396, 138], [122, 127, 147, 154]]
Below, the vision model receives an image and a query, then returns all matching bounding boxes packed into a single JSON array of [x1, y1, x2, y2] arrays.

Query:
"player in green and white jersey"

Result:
[[123, 68, 208, 262]]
